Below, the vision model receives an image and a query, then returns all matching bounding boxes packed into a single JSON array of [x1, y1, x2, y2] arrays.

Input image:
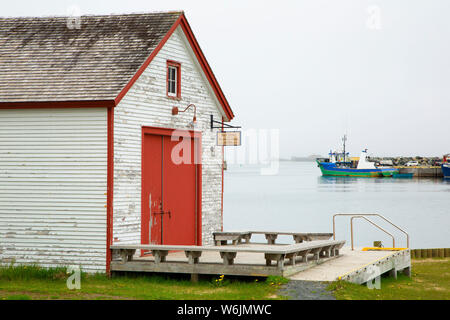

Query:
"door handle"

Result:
[[153, 200, 171, 218]]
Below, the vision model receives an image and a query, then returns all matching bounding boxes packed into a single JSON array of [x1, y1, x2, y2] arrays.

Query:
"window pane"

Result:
[[168, 65, 178, 96]]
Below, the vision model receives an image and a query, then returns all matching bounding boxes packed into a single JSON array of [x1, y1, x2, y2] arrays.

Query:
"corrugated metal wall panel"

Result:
[[0, 108, 107, 272], [113, 27, 224, 246]]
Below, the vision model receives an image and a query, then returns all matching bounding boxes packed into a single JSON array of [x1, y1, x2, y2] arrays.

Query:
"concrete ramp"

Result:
[[289, 247, 411, 284]]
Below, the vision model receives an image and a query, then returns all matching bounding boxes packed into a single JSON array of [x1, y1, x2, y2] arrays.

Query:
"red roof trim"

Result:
[[178, 15, 234, 121], [114, 13, 234, 121], [114, 14, 183, 106]]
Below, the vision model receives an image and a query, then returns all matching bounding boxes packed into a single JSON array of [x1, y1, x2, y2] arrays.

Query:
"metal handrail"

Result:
[[333, 213, 410, 248], [350, 216, 395, 250]]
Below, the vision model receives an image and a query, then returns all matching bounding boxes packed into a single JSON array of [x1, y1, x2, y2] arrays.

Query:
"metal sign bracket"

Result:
[[210, 115, 241, 131]]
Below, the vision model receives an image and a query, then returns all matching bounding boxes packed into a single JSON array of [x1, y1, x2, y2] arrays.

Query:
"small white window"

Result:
[[167, 61, 180, 98], [168, 66, 177, 96]]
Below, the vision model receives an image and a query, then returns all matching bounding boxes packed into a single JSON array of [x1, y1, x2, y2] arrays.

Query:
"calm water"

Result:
[[223, 162, 450, 249]]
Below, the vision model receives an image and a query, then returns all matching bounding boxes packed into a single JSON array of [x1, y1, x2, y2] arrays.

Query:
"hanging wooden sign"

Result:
[[217, 131, 241, 146]]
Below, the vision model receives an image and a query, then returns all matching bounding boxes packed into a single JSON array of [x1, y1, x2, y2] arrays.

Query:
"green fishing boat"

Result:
[[317, 137, 398, 177]]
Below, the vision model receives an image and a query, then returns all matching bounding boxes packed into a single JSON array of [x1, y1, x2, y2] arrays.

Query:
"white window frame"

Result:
[[167, 65, 178, 97]]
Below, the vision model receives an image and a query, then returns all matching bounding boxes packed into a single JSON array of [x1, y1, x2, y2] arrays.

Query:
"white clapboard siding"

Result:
[[0, 108, 107, 272], [114, 26, 224, 246]]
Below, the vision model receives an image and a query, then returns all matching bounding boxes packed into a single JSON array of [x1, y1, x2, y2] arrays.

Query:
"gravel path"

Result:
[[278, 280, 336, 300]]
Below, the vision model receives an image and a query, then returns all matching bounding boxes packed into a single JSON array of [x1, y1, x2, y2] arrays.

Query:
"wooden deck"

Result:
[[290, 248, 412, 284], [110, 240, 346, 278]]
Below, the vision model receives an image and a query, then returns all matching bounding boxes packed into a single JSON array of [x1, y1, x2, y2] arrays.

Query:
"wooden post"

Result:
[[265, 234, 278, 245], [220, 252, 237, 265], [320, 247, 331, 258], [421, 249, 427, 258], [119, 250, 128, 264], [191, 273, 199, 283], [403, 267, 411, 278], [264, 253, 285, 270], [119, 249, 135, 264], [415, 249, 421, 259], [152, 250, 168, 264], [432, 249, 438, 258], [286, 253, 297, 266], [185, 251, 202, 264], [439, 248, 445, 258], [330, 245, 337, 257], [389, 268, 397, 280], [277, 256, 285, 270]]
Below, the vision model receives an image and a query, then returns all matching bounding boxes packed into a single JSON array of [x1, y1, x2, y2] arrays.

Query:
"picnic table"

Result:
[[213, 231, 334, 245]]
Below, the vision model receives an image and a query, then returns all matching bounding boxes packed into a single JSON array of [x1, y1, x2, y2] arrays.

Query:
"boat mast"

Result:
[[342, 134, 347, 163]]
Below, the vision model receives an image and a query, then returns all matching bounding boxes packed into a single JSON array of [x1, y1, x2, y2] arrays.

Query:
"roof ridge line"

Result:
[[0, 10, 184, 20]]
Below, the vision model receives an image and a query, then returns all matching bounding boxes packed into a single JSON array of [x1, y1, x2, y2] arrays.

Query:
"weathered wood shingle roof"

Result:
[[0, 12, 182, 102]]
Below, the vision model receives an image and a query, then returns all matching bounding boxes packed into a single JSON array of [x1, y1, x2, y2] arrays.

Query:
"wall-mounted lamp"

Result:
[[172, 104, 197, 125]]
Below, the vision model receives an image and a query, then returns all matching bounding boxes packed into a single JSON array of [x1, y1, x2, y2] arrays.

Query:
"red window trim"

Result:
[[166, 60, 181, 100]]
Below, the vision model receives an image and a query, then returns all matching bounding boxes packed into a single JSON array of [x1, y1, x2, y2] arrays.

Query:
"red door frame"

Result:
[[141, 126, 202, 248]]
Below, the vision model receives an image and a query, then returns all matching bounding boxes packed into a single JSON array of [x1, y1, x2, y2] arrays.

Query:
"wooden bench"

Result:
[[110, 240, 345, 271], [213, 231, 334, 245], [212, 232, 252, 246]]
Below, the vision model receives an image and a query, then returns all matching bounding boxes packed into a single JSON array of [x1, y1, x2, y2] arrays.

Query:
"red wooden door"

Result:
[[141, 128, 200, 247], [142, 134, 163, 245]]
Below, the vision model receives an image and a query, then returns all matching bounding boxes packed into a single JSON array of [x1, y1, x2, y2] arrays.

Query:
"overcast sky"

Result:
[[3, 0, 449, 158]]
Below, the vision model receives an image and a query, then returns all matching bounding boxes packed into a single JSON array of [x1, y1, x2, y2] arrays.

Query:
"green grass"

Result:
[[0, 264, 286, 300], [5, 294, 32, 300], [0, 264, 72, 281], [327, 258, 450, 300], [3, 259, 449, 300]]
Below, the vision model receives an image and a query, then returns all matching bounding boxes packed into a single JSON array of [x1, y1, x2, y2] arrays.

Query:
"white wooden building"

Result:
[[0, 12, 235, 272]]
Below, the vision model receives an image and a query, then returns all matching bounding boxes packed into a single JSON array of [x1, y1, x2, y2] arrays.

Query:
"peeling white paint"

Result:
[[0, 26, 228, 273], [0, 108, 108, 272], [113, 26, 224, 246]]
